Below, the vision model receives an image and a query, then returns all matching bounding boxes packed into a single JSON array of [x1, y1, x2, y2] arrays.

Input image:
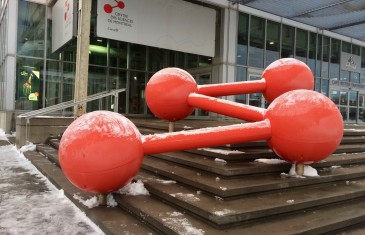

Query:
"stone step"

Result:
[[116, 175, 365, 234], [141, 156, 365, 198], [137, 169, 365, 228], [150, 151, 365, 176], [22, 150, 157, 235]]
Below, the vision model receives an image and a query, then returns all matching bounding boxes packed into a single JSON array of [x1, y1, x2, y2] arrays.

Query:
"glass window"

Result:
[[62, 62, 75, 102], [321, 36, 330, 78], [148, 47, 164, 72], [321, 79, 329, 96], [295, 29, 307, 63], [87, 66, 107, 111], [340, 91, 348, 105], [308, 33, 316, 73], [339, 106, 347, 120], [175, 52, 185, 69], [46, 17, 60, 60], [330, 90, 340, 104], [349, 108, 357, 121], [315, 77, 321, 92], [352, 45, 361, 56], [109, 40, 127, 68], [186, 53, 198, 69], [130, 44, 146, 71], [349, 91, 357, 107], [361, 47, 365, 84], [330, 39, 340, 80], [199, 56, 212, 68], [129, 71, 146, 114], [265, 21, 280, 67], [89, 37, 107, 66], [316, 36, 322, 77], [281, 25, 294, 58], [237, 13, 249, 65], [63, 40, 77, 62], [249, 16, 265, 68], [342, 42, 351, 53], [197, 74, 210, 116], [109, 68, 127, 113], [351, 72, 360, 84], [17, 1, 46, 58], [340, 70, 350, 81], [15, 57, 44, 110], [235, 67, 247, 104], [45, 61, 61, 107]]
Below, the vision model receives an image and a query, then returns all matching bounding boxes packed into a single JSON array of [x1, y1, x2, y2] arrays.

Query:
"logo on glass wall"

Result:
[[104, 0, 125, 14], [346, 55, 357, 70], [64, 0, 71, 21]]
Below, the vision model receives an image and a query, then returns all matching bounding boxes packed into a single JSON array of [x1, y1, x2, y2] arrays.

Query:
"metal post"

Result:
[[74, 0, 92, 117], [168, 121, 175, 132]]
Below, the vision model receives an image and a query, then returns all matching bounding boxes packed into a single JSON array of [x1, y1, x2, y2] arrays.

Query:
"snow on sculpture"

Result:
[[58, 58, 343, 194]]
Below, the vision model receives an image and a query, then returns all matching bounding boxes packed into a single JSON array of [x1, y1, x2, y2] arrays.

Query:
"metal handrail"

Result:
[[19, 88, 126, 144]]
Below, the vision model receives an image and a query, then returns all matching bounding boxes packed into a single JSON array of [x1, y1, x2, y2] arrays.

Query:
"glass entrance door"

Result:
[[191, 73, 211, 118]]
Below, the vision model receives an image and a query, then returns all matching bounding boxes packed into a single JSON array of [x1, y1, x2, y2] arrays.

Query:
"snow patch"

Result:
[[19, 142, 36, 152], [255, 158, 287, 164], [118, 180, 150, 196], [161, 211, 205, 235], [214, 158, 227, 165], [281, 164, 319, 178]]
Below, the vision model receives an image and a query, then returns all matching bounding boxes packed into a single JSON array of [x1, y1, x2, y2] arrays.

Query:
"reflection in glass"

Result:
[[340, 70, 350, 81], [321, 36, 330, 78], [249, 16, 265, 68], [130, 44, 146, 71], [339, 106, 347, 120], [358, 108, 365, 122], [349, 91, 357, 107], [316, 36, 322, 77], [235, 67, 247, 104], [15, 57, 44, 110], [321, 79, 329, 96], [265, 21, 280, 67], [330, 39, 340, 80], [45, 61, 61, 107], [187, 54, 198, 69], [281, 25, 294, 58], [330, 90, 340, 104], [249, 75, 262, 107], [89, 37, 108, 66], [17, 1, 46, 58], [349, 108, 357, 121], [340, 91, 348, 105], [351, 72, 360, 84], [62, 63, 75, 102], [129, 71, 146, 114], [87, 66, 107, 112], [295, 29, 307, 63], [109, 69, 127, 113], [237, 13, 249, 65], [109, 41, 127, 68], [149, 47, 164, 72], [308, 33, 316, 74]]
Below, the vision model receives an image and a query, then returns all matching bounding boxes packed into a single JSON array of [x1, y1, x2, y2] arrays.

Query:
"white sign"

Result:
[[340, 52, 361, 73], [96, 0, 216, 57], [52, 0, 75, 53]]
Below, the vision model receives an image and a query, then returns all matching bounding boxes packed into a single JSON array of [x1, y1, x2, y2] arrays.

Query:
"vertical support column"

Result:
[[74, 0, 92, 117]]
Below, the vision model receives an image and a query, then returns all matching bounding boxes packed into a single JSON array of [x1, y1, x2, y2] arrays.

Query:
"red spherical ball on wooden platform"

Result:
[[146, 67, 198, 121], [265, 90, 343, 163], [58, 111, 144, 193]]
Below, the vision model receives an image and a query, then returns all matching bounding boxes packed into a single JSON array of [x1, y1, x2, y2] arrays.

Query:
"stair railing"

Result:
[[18, 88, 126, 144]]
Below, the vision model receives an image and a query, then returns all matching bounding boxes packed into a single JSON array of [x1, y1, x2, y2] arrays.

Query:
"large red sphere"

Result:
[[265, 90, 343, 163], [262, 58, 314, 103], [59, 111, 143, 193], [146, 68, 197, 121]]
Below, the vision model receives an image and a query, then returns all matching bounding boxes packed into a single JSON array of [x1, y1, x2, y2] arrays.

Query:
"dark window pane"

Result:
[[265, 21, 280, 67], [89, 37, 107, 66], [109, 41, 127, 68], [148, 47, 164, 72], [237, 13, 249, 65], [330, 38, 340, 80], [129, 71, 146, 114], [130, 44, 146, 71], [45, 61, 61, 107], [249, 16, 265, 68], [281, 25, 294, 58], [295, 29, 307, 63]]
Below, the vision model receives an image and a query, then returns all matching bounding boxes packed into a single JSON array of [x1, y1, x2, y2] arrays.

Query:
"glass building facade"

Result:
[[236, 12, 365, 123], [12, 0, 212, 117]]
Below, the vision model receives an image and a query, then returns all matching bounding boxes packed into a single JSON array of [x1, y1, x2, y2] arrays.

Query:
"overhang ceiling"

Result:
[[236, 0, 365, 42]]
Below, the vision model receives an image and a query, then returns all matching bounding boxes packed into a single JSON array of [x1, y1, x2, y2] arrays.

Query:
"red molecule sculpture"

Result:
[[59, 58, 343, 194]]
